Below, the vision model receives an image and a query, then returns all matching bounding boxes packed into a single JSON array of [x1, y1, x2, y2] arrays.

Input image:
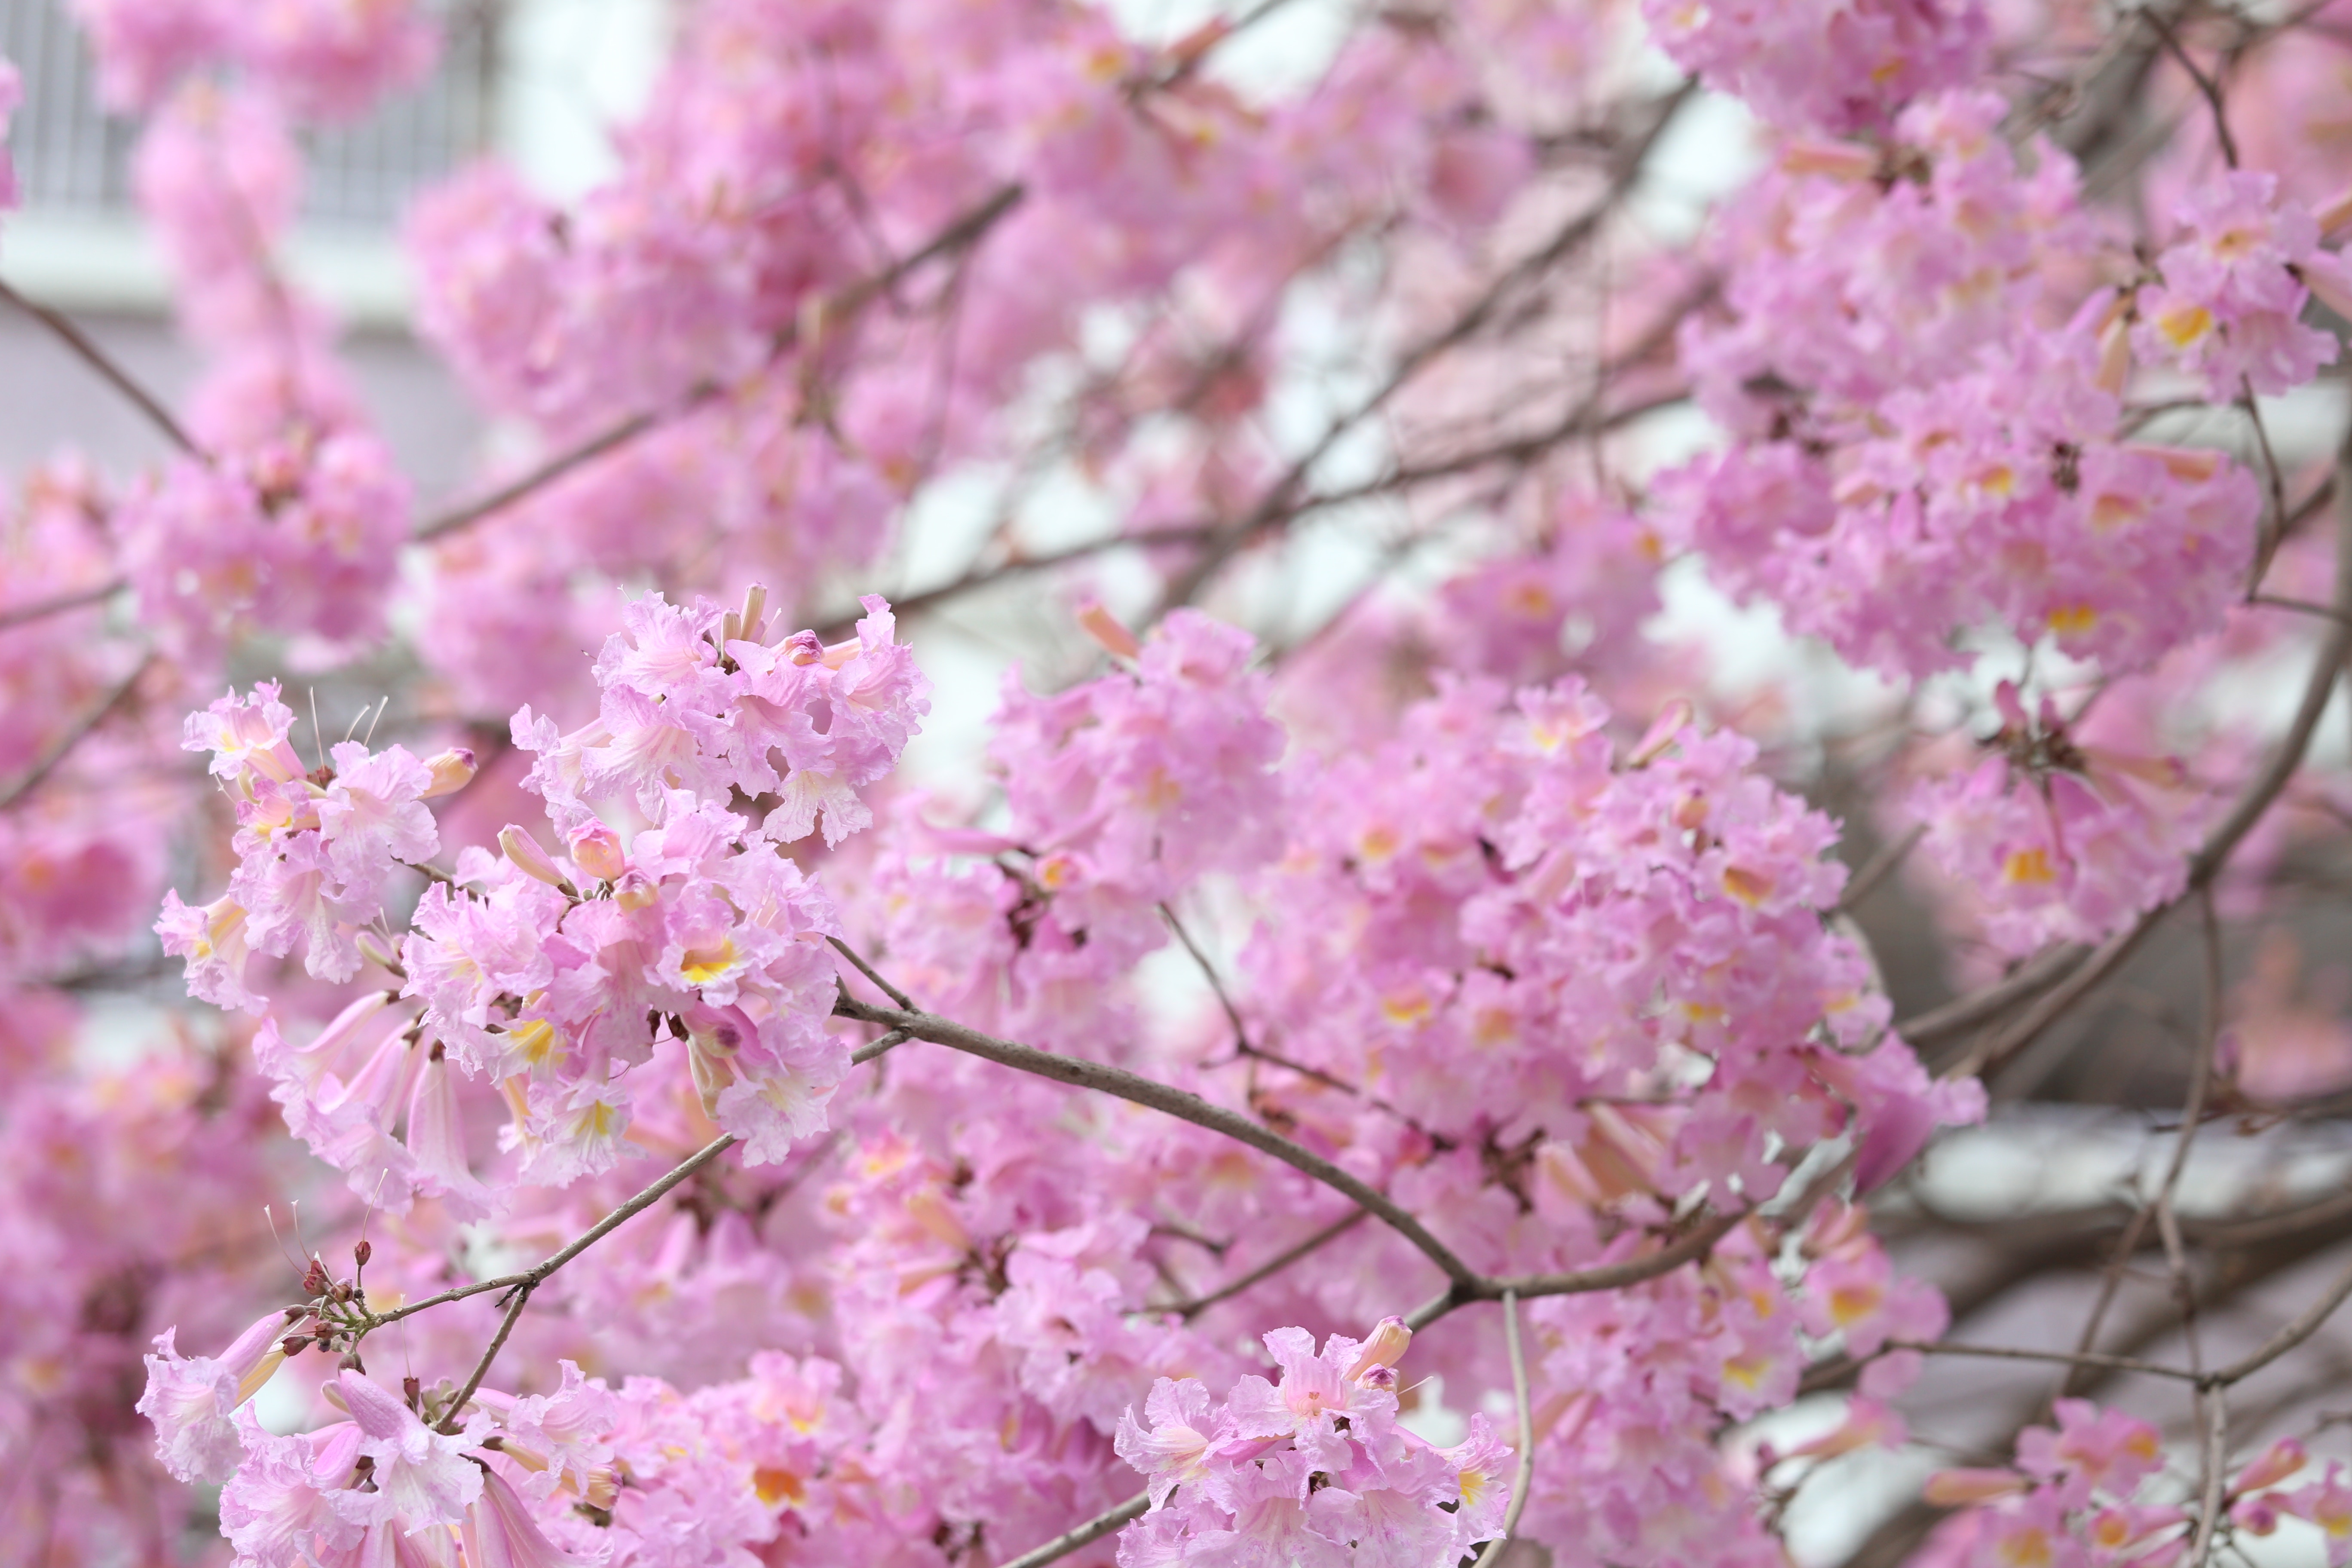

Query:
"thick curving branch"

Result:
[[831, 991, 1482, 1288]]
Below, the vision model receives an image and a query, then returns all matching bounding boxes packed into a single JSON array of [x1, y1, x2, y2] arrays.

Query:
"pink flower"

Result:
[[137, 1310, 297, 1482], [335, 1369, 486, 1529]]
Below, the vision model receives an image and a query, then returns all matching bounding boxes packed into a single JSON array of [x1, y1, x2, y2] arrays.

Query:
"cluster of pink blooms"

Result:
[[70, 0, 434, 119], [1115, 1322, 1512, 1568], [1920, 1407, 2352, 1568], [2, 0, 2351, 1561], [1903, 683, 2217, 958], [1642, 0, 1991, 133]]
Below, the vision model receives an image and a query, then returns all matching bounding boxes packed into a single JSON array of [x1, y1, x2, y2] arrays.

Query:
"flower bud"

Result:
[[613, 869, 659, 912], [2121, 443, 2222, 484], [419, 747, 478, 799], [1078, 601, 1141, 660], [1780, 138, 1879, 181], [1344, 1317, 1412, 1382], [2235, 1436, 2307, 1494], [352, 1238, 372, 1268], [1921, 1468, 2028, 1505], [2318, 184, 2352, 238], [355, 928, 401, 972], [569, 821, 627, 882], [499, 825, 569, 888]]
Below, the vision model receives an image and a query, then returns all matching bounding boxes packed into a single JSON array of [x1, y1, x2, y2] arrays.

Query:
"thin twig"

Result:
[[437, 1282, 533, 1433], [1402, 1210, 1746, 1331], [2142, 6, 2239, 167], [361, 1133, 739, 1330], [1898, 944, 2092, 1050], [830, 935, 915, 1011], [1173, 1209, 1370, 1320], [0, 578, 125, 633], [1835, 824, 1927, 917], [0, 651, 156, 811], [1890, 1339, 2198, 1382], [2209, 1253, 2352, 1385], [1473, 1289, 1536, 1568], [2187, 1390, 2228, 1568], [832, 991, 1481, 1288], [1153, 84, 1696, 614], [1160, 902, 1252, 1053], [997, 1494, 1151, 1568], [0, 278, 200, 455]]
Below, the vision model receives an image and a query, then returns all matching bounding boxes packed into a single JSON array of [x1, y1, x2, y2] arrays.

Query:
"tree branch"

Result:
[[0, 279, 200, 456], [830, 992, 1482, 1289]]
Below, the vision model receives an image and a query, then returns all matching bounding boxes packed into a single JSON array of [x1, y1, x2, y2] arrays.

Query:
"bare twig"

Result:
[[0, 279, 199, 456], [996, 1493, 1151, 1568], [829, 934, 915, 1011], [437, 1282, 533, 1433], [2209, 1253, 2352, 1385], [831, 991, 1481, 1288], [1891, 1339, 2198, 1382], [1835, 824, 1927, 918], [0, 651, 156, 811], [361, 1133, 739, 1330], [1172, 1209, 1370, 1320], [0, 578, 126, 633], [2142, 6, 2239, 167], [1473, 1289, 1537, 1568]]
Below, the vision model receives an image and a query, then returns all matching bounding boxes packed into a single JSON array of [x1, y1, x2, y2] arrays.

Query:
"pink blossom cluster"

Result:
[[1905, 683, 2219, 958], [1643, 0, 1990, 132], [159, 681, 464, 1006], [2132, 170, 2352, 400], [118, 433, 410, 656], [1115, 1322, 1512, 1567], [1920, 1408, 2351, 1568], [1658, 89, 2284, 680], [868, 609, 1283, 1049], [69, 0, 435, 119], [399, 0, 1574, 718]]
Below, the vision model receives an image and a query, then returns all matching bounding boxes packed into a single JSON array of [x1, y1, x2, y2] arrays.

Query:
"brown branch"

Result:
[[831, 991, 1481, 1289], [436, 1282, 533, 1433], [996, 1494, 1151, 1568], [1171, 1208, 1369, 1320], [0, 651, 156, 812], [0, 578, 126, 633], [1472, 1289, 1535, 1567], [1898, 943, 2092, 1050], [1403, 1209, 1746, 1331], [361, 1132, 739, 1330], [0, 279, 200, 456]]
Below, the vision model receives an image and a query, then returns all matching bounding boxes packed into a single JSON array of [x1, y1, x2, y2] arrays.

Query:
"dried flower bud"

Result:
[[1078, 601, 1141, 660]]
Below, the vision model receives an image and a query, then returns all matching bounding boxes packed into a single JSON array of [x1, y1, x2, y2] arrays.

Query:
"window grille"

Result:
[[0, 0, 497, 230]]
